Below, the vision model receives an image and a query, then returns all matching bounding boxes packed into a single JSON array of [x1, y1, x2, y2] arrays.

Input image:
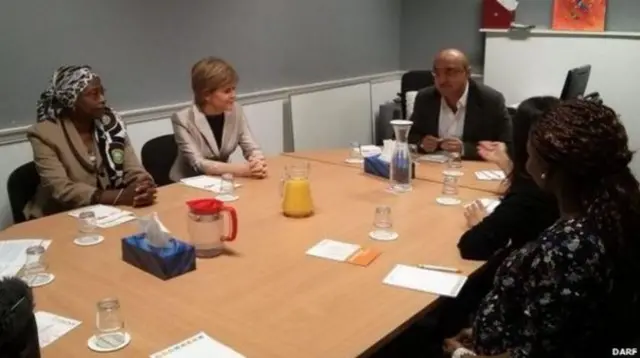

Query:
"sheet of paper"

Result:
[[35, 311, 82, 348], [306, 239, 361, 262], [68, 205, 136, 228], [150, 332, 245, 358], [180, 175, 242, 193], [418, 154, 449, 164], [383, 264, 467, 297], [0, 239, 52, 278], [475, 170, 506, 181]]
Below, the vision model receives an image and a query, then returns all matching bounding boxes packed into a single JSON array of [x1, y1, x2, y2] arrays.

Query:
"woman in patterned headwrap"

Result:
[[24, 65, 156, 219], [443, 100, 640, 357]]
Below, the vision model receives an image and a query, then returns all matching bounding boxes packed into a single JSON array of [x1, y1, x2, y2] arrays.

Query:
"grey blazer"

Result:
[[169, 103, 262, 181]]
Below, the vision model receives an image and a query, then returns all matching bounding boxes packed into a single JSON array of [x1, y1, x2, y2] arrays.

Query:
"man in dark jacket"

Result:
[[408, 49, 512, 160]]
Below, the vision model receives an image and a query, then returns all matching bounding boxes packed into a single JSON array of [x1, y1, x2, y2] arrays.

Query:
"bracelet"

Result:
[[452, 347, 477, 358], [113, 189, 124, 205]]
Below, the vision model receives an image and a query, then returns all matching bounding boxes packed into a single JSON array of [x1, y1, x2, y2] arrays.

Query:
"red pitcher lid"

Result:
[[186, 198, 224, 215]]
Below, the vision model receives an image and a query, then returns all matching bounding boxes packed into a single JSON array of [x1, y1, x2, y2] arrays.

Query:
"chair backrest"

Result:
[[141, 134, 177, 187], [400, 70, 435, 119], [7, 162, 39, 224]]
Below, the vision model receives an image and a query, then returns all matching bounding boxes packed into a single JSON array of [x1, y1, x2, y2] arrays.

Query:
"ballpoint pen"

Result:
[[417, 264, 460, 273]]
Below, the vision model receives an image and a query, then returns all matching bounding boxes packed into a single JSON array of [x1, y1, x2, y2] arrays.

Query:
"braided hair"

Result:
[[530, 99, 640, 345]]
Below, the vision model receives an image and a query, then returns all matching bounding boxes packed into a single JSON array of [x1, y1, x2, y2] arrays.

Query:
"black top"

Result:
[[473, 217, 611, 357], [457, 177, 558, 261], [206, 113, 225, 150]]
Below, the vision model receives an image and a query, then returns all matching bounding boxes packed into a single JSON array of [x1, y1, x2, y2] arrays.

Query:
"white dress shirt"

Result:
[[438, 82, 469, 139]]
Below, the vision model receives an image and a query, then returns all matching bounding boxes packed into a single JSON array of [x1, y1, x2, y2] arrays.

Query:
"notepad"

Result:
[[150, 332, 245, 358], [306, 239, 380, 266], [383, 264, 467, 297], [475, 170, 506, 181], [180, 175, 242, 193], [418, 154, 449, 163], [68, 205, 136, 228], [35, 311, 82, 348]]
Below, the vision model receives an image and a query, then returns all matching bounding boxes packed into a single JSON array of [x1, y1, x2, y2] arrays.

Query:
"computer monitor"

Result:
[[560, 65, 591, 100]]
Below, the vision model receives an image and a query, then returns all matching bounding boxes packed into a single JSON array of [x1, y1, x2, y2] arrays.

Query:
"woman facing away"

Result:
[[459, 96, 560, 260], [425, 97, 562, 345], [444, 99, 640, 357], [169, 57, 267, 181], [25, 65, 156, 219]]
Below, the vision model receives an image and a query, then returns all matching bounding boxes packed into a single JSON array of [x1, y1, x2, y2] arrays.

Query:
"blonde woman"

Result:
[[169, 57, 266, 181]]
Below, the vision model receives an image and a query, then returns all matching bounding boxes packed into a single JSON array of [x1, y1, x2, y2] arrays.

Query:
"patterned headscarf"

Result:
[[36, 65, 127, 189]]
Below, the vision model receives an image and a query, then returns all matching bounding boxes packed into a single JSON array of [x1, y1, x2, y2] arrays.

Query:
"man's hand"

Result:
[[441, 137, 463, 153], [420, 135, 440, 153]]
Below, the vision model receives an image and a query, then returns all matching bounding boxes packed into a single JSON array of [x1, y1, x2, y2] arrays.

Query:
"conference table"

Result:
[[2, 152, 502, 357], [283, 148, 505, 194]]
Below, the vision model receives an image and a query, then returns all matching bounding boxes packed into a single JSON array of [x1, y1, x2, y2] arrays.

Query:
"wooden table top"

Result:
[[283, 149, 506, 194], [2, 156, 493, 358]]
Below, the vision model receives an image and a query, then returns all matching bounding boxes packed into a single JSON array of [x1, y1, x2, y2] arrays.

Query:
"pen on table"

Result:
[[417, 264, 460, 273]]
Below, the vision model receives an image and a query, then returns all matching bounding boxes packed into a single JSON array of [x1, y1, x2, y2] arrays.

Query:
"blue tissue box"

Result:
[[363, 155, 416, 180], [121, 233, 196, 280]]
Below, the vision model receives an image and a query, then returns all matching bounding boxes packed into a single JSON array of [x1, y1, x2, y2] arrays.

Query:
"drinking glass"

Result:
[[216, 173, 236, 200], [371, 206, 396, 240], [348, 142, 363, 162], [95, 298, 126, 346], [409, 143, 421, 164], [20, 245, 47, 277], [436, 173, 462, 205], [447, 151, 463, 169], [78, 211, 97, 234]]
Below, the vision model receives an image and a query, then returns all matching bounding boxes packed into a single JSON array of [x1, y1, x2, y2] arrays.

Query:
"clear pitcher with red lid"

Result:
[[186, 198, 238, 258]]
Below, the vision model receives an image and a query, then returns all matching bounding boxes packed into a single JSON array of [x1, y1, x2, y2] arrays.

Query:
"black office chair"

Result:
[[399, 70, 435, 119], [7, 162, 39, 225], [141, 134, 177, 187]]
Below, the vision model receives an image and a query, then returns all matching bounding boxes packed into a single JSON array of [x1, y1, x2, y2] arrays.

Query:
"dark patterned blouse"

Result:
[[472, 218, 612, 357]]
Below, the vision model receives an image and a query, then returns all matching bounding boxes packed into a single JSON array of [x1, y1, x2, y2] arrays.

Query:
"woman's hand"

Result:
[[132, 180, 157, 207], [248, 157, 268, 179], [464, 200, 488, 228], [477, 141, 510, 169], [443, 328, 473, 354]]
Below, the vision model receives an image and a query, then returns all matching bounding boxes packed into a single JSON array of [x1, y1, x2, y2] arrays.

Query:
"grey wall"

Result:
[[0, 0, 401, 128], [401, 0, 640, 71]]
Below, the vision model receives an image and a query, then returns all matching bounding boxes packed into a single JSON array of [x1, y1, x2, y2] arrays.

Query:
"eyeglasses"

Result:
[[431, 68, 466, 78]]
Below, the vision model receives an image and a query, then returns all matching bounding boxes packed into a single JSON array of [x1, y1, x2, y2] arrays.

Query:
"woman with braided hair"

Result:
[[443, 99, 640, 358]]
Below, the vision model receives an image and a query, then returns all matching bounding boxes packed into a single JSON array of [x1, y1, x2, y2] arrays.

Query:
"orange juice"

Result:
[[282, 178, 314, 217]]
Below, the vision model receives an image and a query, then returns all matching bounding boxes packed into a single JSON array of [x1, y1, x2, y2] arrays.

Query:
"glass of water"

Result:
[[215, 173, 236, 201], [349, 142, 363, 162], [409, 144, 420, 164], [96, 298, 126, 344], [78, 211, 97, 234], [20, 245, 48, 278], [370, 206, 396, 240], [437, 173, 462, 205], [447, 151, 463, 169]]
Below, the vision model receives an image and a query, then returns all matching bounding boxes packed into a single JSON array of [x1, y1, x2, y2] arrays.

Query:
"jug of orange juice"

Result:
[[281, 163, 314, 218]]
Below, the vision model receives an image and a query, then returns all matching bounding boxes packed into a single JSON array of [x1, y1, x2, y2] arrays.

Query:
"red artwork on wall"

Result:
[[552, 0, 607, 31]]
